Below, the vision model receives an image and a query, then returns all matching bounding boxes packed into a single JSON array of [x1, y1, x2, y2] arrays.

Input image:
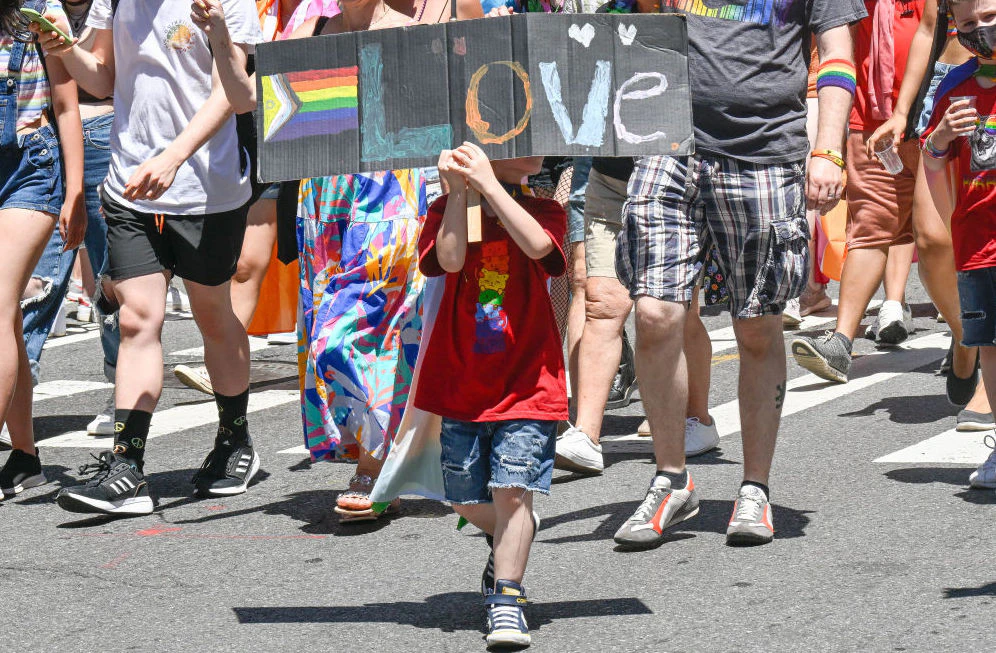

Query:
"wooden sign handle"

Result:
[[466, 188, 482, 243]]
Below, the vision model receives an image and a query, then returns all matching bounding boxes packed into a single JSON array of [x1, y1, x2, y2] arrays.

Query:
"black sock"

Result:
[[215, 388, 250, 443], [656, 469, 688, 490], [113, 409, 152, 463], [485, 534, 494, 549], [741, 481, 770, 499]]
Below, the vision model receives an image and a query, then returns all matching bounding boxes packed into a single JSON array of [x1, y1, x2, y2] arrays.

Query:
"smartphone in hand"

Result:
[[20, 8, 73, 44]]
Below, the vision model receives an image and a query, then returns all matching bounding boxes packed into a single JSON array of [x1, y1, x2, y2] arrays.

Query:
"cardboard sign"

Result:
[[255, 13, 692, 182]]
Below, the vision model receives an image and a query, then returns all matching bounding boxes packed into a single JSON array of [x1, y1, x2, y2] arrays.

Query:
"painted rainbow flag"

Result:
[[261, 66, 359, 143], [662, 0, 775, 25]]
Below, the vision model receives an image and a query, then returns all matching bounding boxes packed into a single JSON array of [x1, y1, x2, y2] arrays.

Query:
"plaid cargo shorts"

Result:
[[616, 154, 810, 319]]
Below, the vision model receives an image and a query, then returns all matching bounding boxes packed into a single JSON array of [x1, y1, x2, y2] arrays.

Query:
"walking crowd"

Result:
[[0, 0, 995, 649]]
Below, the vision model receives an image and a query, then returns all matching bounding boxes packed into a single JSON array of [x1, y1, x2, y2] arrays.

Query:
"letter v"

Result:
[[538, 60, 611, 147]]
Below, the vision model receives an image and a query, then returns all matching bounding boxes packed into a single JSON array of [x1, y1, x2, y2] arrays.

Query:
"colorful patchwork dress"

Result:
[[297, 169, 427, 462]]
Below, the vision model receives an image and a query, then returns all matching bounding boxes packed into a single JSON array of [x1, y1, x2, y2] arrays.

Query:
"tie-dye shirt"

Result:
[[0, 1, 67, 131]]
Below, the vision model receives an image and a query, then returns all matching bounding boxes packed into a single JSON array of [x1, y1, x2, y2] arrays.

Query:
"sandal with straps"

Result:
[[334, 474, 400, 522]]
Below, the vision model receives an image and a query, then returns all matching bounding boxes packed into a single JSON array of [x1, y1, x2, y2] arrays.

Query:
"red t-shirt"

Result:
[[922, 78, 996, 271], [850, 0, 925, 131], [415, 194, 569, 422]]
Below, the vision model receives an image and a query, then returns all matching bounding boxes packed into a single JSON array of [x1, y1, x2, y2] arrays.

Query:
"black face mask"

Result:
[[959, 24, 996, 59]]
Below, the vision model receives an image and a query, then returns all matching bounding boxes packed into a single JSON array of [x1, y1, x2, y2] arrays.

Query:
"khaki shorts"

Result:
[[584, 168, 629, 278], [845, 130, 918, 250]]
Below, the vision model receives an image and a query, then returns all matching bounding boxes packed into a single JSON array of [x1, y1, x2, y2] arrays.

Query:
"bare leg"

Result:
[[185, 279, 250, 396], [0, 210, 61, 452], [634, 297, 688, 473], [733, 315, 786, 486], [684, 290, 712, 424], [114, 273, 170, 413], [230, 199, 278, 328], [965, 375, 992, 414], [979, 349, 996, 422], [834, 247, 889, 341], [883, 242, 915, 303], [565, 241, 586, 401], [491, 488, 535, 584], [912, 160, 977, 379], [454, 502, 497, 536], [574, 276, 632, 443]]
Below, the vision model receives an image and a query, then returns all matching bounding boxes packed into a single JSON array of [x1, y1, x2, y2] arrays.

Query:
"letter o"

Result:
[[465, 61, 534, 145]]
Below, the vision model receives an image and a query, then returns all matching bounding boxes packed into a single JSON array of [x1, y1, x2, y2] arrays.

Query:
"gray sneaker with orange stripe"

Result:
[[726, 484, 775, 546], [613, 473, 699, 549]]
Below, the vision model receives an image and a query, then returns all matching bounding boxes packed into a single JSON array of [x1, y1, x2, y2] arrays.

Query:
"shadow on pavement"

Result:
[[884, 467, 973, 486], [943, 582, 996, 599], [838, 394, 957, 425], [535, 499, 812, 545], [232, 593, 652, 631], [169, 489, 450, 535]]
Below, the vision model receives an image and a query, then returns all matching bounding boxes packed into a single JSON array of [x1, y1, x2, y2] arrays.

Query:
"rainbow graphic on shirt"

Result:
[[261, 66, 359, 142], [661, 0, 789, 25], [475, 241, 511, 354]]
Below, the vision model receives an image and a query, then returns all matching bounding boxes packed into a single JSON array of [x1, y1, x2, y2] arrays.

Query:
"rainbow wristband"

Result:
[[922, 134, 951, 159], [817, 59, 857, 96]]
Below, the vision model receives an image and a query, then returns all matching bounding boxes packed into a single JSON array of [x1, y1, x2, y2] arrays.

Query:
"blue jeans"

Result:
[[957, 266, 996, 347], [567, 156, 591, 245], [22, 112, 118, 384], [439, 418, 557, 504]]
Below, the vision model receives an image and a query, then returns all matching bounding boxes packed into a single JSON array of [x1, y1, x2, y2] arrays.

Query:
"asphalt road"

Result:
[[2, 272, 994, 652]]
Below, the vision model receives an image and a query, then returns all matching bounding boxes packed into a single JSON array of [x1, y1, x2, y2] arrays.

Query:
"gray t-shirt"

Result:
[[663, 0, 867, 164]]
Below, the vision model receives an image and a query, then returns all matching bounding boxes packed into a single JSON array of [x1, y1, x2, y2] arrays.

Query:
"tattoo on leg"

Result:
[[775, 383, 786, 410]]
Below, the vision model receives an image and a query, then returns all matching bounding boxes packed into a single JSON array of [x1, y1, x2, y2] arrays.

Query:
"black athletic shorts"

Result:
[[102, 189, 249, 287]]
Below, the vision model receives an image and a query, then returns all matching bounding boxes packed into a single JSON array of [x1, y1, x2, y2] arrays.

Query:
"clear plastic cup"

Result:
[[874, 136, 904, 175], [950, 95, 979, 128]]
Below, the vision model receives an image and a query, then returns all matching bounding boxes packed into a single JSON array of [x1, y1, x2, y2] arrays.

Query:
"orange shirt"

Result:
[[807, 40, 819, 99]]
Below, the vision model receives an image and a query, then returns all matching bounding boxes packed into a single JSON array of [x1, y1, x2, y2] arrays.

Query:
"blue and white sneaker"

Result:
[[485, 580, 531, 649]]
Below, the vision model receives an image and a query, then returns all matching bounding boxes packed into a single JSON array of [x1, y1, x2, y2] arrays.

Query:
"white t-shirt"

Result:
[[88, 0, 264, 214]]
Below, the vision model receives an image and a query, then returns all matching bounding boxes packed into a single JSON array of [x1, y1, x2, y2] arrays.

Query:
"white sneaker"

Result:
[[969, 435, 996, 489], [875, 300, 913, 346], [174, 364, 214, 395], [166, 282, 191, 314], [0, 423, 10, 448], [685, 416, 720, 457], [86, 395, 115, 436], [638, 417, 720, 456], [554, 426, 603, 474], [267, 331, 297, 345], [782, 298, 802, 329], [51, 301, 68, 337]]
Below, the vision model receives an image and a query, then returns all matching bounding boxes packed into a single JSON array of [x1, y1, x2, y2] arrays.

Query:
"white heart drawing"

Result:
[[618, 23, 637, 46], [568, 23, 596, 48]]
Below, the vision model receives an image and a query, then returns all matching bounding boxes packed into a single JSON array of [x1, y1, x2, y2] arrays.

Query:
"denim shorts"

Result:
[[957, 267, 996, 347], [916, 61, 959, 137], [0, 124, 63, 215], [567, 157, 592, 245], [439, 418, 557, 504]]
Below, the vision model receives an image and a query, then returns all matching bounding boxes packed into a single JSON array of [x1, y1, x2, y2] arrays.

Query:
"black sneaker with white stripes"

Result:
[[192, 434, 260, 497], [57, 450, 154, 515]]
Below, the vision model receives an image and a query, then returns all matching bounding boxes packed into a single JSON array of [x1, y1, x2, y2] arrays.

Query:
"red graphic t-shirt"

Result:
[[922, 77, 996, 271], [415, 194, 569, 422]]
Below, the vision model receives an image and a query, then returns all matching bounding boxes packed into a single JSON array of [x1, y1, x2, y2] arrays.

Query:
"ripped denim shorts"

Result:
[[439, 419, 557, 504]]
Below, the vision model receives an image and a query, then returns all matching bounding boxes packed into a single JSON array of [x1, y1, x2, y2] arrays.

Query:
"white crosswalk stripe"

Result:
[[33, 380, 112, 403], [874, 429, 993, 465], [604, 331, 949, 450], [38, 389, 298, 449], [708, 300, 881, 355], [170, 336, 272, 358]]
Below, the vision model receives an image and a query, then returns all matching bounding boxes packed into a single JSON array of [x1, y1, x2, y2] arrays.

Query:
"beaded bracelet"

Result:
[[816, 59, 857, 96], [811, 149, 846, 169], [922, 134, 951, 159]]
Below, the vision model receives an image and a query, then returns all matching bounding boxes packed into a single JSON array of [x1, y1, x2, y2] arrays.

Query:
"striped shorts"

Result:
[[617, 154, 810, 319]]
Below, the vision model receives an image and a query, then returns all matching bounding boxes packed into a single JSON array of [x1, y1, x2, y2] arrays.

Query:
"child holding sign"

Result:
[[416, 144, 567, 649]]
